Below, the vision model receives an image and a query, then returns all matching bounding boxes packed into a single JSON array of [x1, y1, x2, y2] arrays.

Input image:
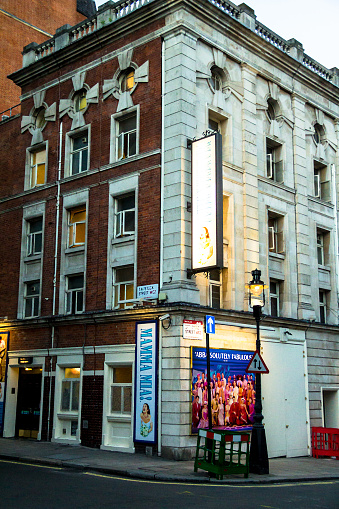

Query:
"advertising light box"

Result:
[[191, 132, 223, 272]]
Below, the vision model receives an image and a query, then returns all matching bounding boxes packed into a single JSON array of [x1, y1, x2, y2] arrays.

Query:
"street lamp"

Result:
[[247, 268, 269, 474]]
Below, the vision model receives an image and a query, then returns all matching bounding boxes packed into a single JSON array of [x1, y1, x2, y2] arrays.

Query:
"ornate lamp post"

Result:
[[248, 268, 269, 474]]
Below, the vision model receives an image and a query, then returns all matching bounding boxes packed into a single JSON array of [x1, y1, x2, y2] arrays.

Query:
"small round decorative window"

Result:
[[33, 107, 46, 129], [209, 67, 222, 92], [267, 100, 276, 122], [74, 90, 87, 112], [120, 68, 135, 93], [313, 123, 323, 145]]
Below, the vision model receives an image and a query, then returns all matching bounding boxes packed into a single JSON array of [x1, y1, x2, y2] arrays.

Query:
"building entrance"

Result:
[[15, 368, 42, 439]]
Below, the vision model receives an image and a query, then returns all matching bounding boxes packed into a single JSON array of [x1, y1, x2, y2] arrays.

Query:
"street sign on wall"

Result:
[[183, 320, 204, 340]]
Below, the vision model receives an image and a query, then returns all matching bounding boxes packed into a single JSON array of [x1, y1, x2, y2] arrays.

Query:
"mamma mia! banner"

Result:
[[134, 321, 157, 444], [0, 331, 9, 433]]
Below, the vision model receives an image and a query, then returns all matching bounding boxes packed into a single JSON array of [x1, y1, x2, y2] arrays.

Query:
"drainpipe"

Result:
[[47, 121, 62, 441], [331, 163, 339, 303], [157, 39, 165, 456]]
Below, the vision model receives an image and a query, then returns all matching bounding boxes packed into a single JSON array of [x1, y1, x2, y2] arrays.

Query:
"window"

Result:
[[24, 281, 40, 318], [270, 280, 280, 317], [27, 217, 43, 256], [68, 206, 86, 248], [30, 149, 46, 187], [209, 269, 221, 308], [267, 99, 276, 122], [319, 290, 327, 323], [114, 194, 135, 238], [110, 366, 132, 414], [209, 66, 222, 91], [61, 367, 80, 414], [66, 274, 84, 314], [266, 139, 283, 183], [268, 214, 284, 254], [113, 266, 134, 309], [208, 118, 219, 132], [120, 68, 135, 93], [33, 107, 46, 129], [70, 132, 88, 175], [117, 114, 136, 160], [317, 233, 324, 265], [313, 123, 324, 145], [314, 161, 330, 201], [73, 90, 87, 112]]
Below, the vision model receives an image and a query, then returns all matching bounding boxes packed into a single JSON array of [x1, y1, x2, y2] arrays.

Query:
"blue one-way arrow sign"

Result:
[[206, 315, 215, 334]]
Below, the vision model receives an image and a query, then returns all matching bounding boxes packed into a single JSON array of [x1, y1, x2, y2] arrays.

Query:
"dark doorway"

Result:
[[16, 368, 42, 439]]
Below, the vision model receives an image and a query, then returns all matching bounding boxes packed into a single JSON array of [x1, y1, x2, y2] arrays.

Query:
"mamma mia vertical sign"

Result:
[[134, 321, 158, 444]]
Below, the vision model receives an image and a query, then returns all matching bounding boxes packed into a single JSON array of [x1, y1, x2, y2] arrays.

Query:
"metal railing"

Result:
[[0, 103, 21, 122]]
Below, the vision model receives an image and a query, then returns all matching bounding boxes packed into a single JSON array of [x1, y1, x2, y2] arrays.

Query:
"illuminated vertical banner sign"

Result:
[[191, 132, 223, 271], [134, 321, 157, 444], [0, 331, 9, 433]]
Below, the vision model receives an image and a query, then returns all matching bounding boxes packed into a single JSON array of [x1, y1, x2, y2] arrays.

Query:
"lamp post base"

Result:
[[249, 425, 269, 474]]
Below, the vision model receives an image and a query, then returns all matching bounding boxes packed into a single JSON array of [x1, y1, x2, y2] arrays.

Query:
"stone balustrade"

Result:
[[20, 0, 338, 88]]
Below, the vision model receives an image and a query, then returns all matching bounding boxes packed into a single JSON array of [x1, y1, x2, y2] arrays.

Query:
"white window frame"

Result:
[[67, 206, 86, 248], [27, 217, 43, 256], [268, 215, 284, 254], [266, 139, 284, 183], [270, 280, 280, 317], [319, 290, 327, 324], [110, 106, 140, 164], [114, 193, 135, 238], [113, 266, 135, 309], [209, 270, 222, 309], [25, 143, 48, 190], [24, 281, 40, 318], [65, 274, 84, 315], [110, 366, 133, 416], [65, 126, 91, 177], [317, 232, 324, 265], [314, 163, 331, 201]]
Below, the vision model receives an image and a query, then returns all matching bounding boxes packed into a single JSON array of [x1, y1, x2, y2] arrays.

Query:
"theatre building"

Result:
[[0, 0, 338, 460]]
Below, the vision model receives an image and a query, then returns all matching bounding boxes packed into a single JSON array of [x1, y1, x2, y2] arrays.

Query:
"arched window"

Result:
[[209, 66, 222, 92], [33, 107, 46, 129], [313, 123, 324, 145], [73, 90, 87, 112], [267, 99, 276, 122], [120, 68, 135, 93]]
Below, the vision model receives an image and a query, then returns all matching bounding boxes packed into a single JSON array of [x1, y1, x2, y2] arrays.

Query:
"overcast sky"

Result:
[[95, 0, 338, 70]]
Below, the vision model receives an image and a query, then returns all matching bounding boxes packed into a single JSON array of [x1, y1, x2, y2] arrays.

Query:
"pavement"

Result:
[[0, 437, 339, 484]]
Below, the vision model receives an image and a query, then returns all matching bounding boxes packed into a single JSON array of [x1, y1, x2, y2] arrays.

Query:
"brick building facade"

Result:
[[0, 0, 338, 460], [0, 0, 95, 116]]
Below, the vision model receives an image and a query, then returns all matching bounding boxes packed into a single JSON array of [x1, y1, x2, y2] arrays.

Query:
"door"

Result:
[[262, 341, 309, 458], [16, 368, 42, 439]]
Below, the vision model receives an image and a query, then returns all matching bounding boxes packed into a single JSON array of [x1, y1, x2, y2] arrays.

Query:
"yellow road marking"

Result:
[[0, 458, 62, 470], [85, 472, 339, 488]]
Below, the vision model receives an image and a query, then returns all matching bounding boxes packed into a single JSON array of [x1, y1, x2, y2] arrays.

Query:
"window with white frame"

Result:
[[24, 281, 40, 318], [70, 131, 89, 175], [113, 266, 134, 309], [114, 193, 135, 238], [110, 365, 132, 415], [317, 232, 324, 265], [314, 161, 330, 201], [66, 274, 84, 314], [319, 290, 327, 323], [68, 206, 86, 248], [116, 114, 137, 160], [209, 269, 222, 308], [27, 217, 43, 256], [61, 367, 80, 413], [30, 148, 46, 188], [266, 139, 283, 183], [268, 213, 284, 254], [270, 280, 280, 317]]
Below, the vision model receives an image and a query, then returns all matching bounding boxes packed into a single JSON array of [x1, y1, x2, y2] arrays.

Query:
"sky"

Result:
[[95, 0, 338, 70]]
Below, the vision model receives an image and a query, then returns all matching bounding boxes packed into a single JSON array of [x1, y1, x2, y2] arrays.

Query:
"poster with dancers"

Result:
[[191, 347, 255, 433]]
